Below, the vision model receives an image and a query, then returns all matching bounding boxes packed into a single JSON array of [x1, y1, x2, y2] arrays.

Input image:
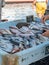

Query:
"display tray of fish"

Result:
[[0, 21, 48, 54], [0, 33, 48, 54], [0, 33, 34, 54], [9, 26, 35, 37]]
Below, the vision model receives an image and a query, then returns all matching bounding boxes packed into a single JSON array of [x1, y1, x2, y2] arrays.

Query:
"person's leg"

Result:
[[36, 2, 42, 18], [36, 2, 47, 18]]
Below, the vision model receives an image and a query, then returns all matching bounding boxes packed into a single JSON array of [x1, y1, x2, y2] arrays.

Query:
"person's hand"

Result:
[[33, 0, 36, 5], [42, 30, 49, 37], [41, 15, 49, 23], [46, 0, 48, 3]]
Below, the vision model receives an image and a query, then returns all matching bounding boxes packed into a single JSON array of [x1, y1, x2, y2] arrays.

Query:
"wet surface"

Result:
[[2, 3, 36, 21]]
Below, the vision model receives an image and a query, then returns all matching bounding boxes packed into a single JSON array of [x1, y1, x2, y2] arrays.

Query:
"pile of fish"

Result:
[[0, 22, 49, 54]]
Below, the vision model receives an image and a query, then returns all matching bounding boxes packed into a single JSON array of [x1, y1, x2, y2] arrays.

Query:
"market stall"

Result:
[[0, 0, 49, 65]]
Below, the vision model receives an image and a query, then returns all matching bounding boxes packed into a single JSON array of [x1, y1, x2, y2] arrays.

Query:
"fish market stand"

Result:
[[0, 20, 49, 65]]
